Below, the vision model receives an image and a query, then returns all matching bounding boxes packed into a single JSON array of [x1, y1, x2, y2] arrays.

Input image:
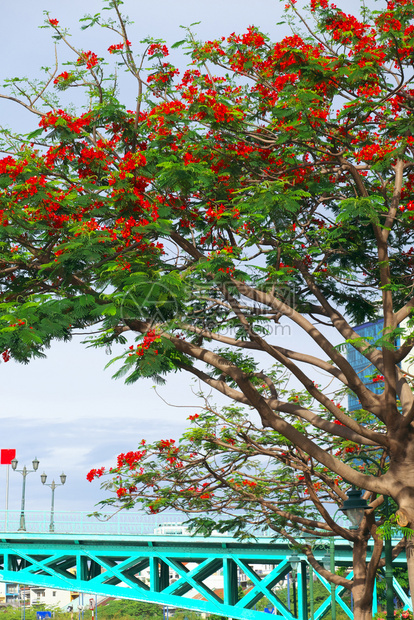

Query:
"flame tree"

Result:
[[0, 0, 414, 616]]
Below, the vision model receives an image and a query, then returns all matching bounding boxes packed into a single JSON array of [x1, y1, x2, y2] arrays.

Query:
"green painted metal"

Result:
[[298, 561, 308, 620], [0, 532, 409, 620]]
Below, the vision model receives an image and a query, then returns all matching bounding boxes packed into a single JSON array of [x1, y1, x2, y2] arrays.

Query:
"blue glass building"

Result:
[[346, 318, 384, 411]]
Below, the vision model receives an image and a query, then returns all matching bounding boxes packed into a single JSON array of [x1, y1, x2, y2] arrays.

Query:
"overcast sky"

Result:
[[0, 0, 363, 524]]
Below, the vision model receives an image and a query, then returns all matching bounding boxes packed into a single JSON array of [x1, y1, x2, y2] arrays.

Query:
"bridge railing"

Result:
[[0, 510, 186, 535]]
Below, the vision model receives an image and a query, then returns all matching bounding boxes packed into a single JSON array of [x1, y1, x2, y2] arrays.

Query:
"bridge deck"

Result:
[[0, 533, 409, 620]]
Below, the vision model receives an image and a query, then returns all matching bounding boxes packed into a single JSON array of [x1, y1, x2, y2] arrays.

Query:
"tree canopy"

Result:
[[1, 0, 414, 617]]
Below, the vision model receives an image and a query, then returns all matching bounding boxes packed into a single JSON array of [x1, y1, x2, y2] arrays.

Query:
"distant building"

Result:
[[153, 522, 190, 536], [346, 318, 385, 411], [0, 582, 73, 609], [347, 317, 412, 411]]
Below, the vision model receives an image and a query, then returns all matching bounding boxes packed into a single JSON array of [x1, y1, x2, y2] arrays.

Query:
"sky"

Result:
[[0, 0, 364, 523]]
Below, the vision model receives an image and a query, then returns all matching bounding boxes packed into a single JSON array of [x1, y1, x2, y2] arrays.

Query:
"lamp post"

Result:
[[11, 457, 39, 531], [40, 472, 67, 532], [321, 539, 337, 620], [289, 552, 300, 618], [303, 513, 345, 620], [301, 533, 319, 620], [309, 564, 314, 620], [341, 477, 393, 620]]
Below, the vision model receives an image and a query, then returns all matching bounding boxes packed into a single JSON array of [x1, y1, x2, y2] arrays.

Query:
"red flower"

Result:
[[183, 152, 196, 166], [2, 350, 10, 363], [86, 467, 105, 482], [148, 44, 169, 57], [49, 18, 59, 26], [77, 51, 99, 69], [108, 41, 132, 54], [53, 72, 71, 85]]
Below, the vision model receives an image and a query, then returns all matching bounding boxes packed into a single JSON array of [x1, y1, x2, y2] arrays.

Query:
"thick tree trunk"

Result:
[[352, 538, 375, 620], [353, 605, 375, 620], [393, 497, 414, 612], [385, 428, 414, 612]]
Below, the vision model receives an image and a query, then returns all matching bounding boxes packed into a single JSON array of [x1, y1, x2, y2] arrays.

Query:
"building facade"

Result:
[[346, 316, 413, 411]]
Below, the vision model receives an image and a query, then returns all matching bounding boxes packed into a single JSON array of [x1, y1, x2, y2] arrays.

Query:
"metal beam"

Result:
[[0, 533, 408, 619]]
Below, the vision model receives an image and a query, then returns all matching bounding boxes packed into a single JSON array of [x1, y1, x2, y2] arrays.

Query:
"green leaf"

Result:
[[26, 128, 45, 140], [171, 39, 186, 49]]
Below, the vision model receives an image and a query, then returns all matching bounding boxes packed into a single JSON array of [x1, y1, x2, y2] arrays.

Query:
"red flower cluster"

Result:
[[118, 151, 146, 179], [77, 51, 99, 69], [324, 11, 369, 44], [242, 479, 257, 487], [108, 40, 132, 54], [2, 350, 10, 363], [355, 141, 397, 163], [156, 439, 181, 465], [116, 450, 146, 469], [147, 43, 169, 57], [129, 330, 160, 357], [53, 72, 71, 85], [77, 146, 108, 178], [310, 0, 329, 9], [157, 438, 176, 451], [39, 109, 91, 134], [147, 64, 179, 86], [183, 152, 198, 166], [205, 204, 225, 222], [188, 413, 200, 421], [0, 156, 27, 179], [86, 467, 105, 482], [238, 27, 266, 48]]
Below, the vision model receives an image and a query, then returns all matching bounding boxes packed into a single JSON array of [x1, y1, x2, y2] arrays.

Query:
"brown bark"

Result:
[[177, 361, 383, 446], [397, 509, 414, 613], [352, 538, 376, 620], [384, 427, 414, 507]]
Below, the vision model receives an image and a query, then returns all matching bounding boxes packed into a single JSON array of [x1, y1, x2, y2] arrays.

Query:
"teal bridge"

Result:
[[0, 511, 410, 620]]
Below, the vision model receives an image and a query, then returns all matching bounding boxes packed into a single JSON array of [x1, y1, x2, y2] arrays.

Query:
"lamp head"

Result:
[[32, 457, 39, 472], [341, 487, 369, 529], [289, 552, 300, 575], [11, 458, 18, 471], [40, 472, 47, 485], [60, 472, 67, 485], [321, 553, 331, 571]]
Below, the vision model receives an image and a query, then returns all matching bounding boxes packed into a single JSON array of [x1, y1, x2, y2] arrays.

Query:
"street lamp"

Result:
[[41, 472, 67, 532], [288, 553, 300, 617], [11, 457, 39, 531], [289, 552, 300, 573], [341, 459, 394, 620], [301, 533, 318, 620], [341, 487, 369, 529], [321, 552, 331, 571], [319, 535, 339, 620]]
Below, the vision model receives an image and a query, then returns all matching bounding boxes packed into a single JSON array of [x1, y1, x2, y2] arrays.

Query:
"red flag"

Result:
[[1, 449, 16, 465]]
